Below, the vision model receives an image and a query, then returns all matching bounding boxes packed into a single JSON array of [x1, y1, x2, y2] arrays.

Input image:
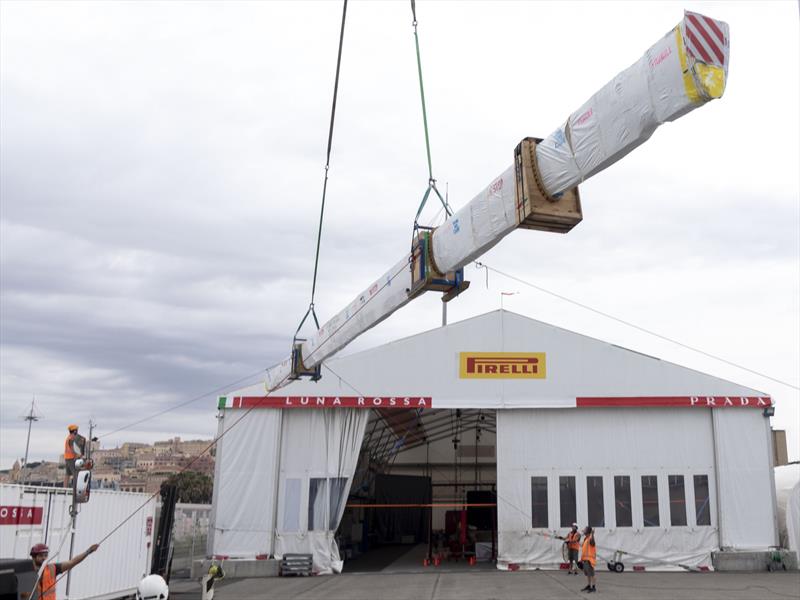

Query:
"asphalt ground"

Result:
[[169, 569, 800, 600]]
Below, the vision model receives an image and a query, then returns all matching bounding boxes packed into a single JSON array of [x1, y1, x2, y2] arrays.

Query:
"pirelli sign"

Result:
[[459, 352, 546, 379]]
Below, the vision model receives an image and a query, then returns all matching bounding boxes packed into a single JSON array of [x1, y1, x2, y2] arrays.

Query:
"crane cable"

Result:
[[410, 0, 452, 230], [294, 0, 349, 342]]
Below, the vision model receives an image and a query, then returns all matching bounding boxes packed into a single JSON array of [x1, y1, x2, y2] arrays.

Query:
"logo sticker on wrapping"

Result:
[[459, 352, 546, 379], [552, 129, 566, 149], [452, 218, 460, 234]]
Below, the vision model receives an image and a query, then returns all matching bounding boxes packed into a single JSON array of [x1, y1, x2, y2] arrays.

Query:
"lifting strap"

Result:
[[295, 0, 349, 342], [410, 0, 452, 229]]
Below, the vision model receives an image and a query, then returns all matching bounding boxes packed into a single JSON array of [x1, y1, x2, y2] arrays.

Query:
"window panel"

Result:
[[282, 478, 301, 532], [641, 475, 660, 527], [531, 477, 548, 528], [559, 476, 577, 528], [614, 476, 632, 527], [308, 478, 328, 531], [668, 475, 687, 526], [329, 477, 349, 530], [587, 476, 605, 528], [693, 474, 711, 526]]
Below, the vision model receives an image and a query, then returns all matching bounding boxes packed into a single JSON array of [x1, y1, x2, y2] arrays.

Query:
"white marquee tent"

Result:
[[209, 311, 779, 573]]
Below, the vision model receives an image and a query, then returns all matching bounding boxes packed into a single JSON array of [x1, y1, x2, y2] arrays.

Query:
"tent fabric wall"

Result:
[[273, 409, 369, 574], [775, 465, 800, 563], [713, 410, 778, 549], [496, 408, 720, 569], [210, 408, 368, 572], [208, 409, 282, 558]]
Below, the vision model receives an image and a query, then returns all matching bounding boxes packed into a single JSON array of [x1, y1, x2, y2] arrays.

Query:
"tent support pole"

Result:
[[270, 411, 285, 558], [710, 410, 724, 549]]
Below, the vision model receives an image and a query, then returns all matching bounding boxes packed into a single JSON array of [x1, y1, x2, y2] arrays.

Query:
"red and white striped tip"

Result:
[[683, 11, 729, 72]]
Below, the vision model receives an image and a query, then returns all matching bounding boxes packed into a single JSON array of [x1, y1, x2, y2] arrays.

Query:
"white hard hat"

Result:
[[572, 522, 578, 527], [74, 458, 85, 469], [137, 574, 169, 600]]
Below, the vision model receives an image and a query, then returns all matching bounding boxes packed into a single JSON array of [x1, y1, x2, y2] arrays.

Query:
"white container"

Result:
[[0, 484, 156, 600]]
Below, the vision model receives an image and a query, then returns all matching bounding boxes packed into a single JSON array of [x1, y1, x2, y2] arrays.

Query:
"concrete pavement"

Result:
[[168, 569, 800, 600]]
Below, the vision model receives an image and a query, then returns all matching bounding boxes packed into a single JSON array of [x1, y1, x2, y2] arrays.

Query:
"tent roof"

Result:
[[224, 310, 768, 410]]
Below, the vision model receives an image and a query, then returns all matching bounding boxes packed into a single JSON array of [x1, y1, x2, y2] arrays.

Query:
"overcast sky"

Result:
[[1, 1, 798, 469]]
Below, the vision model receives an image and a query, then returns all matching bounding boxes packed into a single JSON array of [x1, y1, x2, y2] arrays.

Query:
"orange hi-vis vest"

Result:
[[581, 533, 596, 567], [38, 563, 57, 600], [64, 435, 77, 460], [566, 530, 580, 551]]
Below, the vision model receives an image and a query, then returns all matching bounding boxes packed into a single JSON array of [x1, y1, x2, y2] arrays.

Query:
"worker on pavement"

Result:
[[580, 526, 597, 593], [564, 523, 581, 575], [63, 424, 85, 488], [24, 542, 99, 600]]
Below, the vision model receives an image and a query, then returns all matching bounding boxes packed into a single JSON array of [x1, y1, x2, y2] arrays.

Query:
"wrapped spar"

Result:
[[267, 11, 729, 390]]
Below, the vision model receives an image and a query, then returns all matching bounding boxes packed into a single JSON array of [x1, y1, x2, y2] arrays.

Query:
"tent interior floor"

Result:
[[343, 543, 496, 574]]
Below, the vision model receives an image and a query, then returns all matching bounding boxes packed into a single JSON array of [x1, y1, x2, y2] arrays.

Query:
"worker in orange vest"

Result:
[[23, 542, 99, 600], [580, 526, 597, 593], [63, 424, 85, 488], [564, 523, 581, 575]]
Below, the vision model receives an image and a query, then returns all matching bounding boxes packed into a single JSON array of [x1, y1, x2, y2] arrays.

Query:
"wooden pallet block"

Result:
[[515, 137, 582, 233]]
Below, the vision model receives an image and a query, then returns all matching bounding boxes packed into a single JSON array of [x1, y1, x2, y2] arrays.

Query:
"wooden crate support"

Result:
[[408, 229, 470, 302], [514, 137, 583, 233]]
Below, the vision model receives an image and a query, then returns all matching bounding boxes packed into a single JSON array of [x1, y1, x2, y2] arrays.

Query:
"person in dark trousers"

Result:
[[24, 542, 99, 600], [62, 424, 85, 488], [564, 523, 581, 574], [580, 526, 597, 593]]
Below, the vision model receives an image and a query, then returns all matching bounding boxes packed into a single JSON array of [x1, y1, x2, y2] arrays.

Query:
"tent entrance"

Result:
[[335, 408, 497, 573]]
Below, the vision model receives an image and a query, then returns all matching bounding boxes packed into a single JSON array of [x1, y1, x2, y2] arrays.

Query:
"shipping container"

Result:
[[0, 484, 156, 599]]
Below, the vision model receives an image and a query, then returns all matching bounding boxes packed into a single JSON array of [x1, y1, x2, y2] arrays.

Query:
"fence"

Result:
[[170, 503, 211, 577]]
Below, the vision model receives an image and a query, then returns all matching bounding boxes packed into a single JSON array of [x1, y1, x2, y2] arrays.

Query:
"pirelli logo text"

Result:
[[459, 352, 546, 379]]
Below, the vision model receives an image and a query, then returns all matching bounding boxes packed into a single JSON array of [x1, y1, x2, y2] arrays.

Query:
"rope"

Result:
[[409, 0, 452, 228], [473, 261, 799, 391], [295, 0, 349, 341]]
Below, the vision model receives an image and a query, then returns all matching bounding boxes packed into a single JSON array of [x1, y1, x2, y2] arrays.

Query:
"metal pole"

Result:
[[441, 301, 447, 327], [87, 420, 95, 461], [65, 511, 77, 597], [709, 410, 724, 549], [21, 398, 39, 483]]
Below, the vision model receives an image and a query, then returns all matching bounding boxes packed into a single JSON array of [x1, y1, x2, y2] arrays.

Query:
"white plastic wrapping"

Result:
[[431, 165, 517, 274], [266, 256, 414, 391], [537, 11, 729, 196]]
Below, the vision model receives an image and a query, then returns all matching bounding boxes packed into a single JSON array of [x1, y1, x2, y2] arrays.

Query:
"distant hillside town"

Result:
[[0, 436, 215, 494]]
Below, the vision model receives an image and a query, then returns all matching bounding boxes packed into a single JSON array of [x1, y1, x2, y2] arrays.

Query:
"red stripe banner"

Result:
[[232, 396, 432, 409], [576, 396, 771, 408]]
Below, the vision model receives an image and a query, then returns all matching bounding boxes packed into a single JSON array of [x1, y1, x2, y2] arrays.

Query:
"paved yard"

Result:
[[171, 569, 800, 600]]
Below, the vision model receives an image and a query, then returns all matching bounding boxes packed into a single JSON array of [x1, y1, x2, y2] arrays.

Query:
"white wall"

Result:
[[0, 485, 155, 600], [496, 408, 723, 569], [496, 407, 777, 569], [713, 409, 778, 548]]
